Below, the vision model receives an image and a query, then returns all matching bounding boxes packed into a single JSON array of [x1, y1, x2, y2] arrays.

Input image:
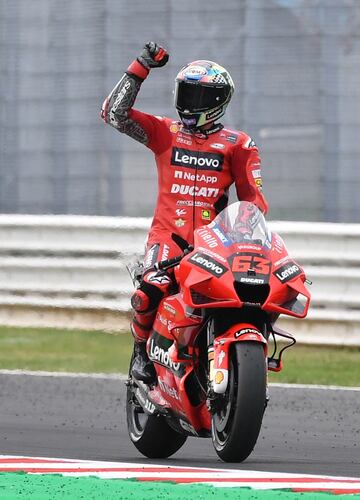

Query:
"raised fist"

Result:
[[137, 41, 169, 69]]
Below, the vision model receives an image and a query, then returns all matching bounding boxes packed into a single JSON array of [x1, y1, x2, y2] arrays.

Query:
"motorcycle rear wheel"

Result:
[[126, 383, 187, 458], [211, 341, 266, 462]]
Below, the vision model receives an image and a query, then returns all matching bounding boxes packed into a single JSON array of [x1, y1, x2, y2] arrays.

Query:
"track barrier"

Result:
[[0, 214, 358, 345]]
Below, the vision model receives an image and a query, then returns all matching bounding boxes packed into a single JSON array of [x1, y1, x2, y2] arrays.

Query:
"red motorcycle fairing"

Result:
[[177, 226, 310, 318], [145, 293, 211, 435], [209, 323, 267, 394]]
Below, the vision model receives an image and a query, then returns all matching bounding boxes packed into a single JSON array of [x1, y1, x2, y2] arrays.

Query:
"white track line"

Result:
[[270, 382, 360, 391], [0, 369, 359, 391], [0, 455, 359, 492]]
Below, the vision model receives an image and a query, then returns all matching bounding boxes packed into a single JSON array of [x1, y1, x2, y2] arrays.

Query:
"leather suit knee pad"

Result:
[[131, 269, 172, 313]]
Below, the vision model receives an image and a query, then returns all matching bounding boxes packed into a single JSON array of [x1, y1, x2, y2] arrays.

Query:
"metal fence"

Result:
[[1, 0, 360, 221]]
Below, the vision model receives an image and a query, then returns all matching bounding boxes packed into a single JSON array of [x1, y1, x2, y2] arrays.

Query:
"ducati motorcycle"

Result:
[[126, 201, 311, 462]]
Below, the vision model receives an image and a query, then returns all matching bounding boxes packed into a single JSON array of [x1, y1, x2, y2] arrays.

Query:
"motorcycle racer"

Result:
[[101, 42, 269, 383]]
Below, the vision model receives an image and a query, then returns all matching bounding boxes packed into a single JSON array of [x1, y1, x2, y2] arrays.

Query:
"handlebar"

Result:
[[154, 245, 194, 271]]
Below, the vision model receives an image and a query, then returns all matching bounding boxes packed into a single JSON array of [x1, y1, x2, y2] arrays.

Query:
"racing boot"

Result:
[[130, 301, 157, 384], [130, 339, 156, 384]]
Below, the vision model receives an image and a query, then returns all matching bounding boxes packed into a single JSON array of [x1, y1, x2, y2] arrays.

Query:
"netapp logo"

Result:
[[189, 252, 227, 277], [171, 148, 223, 171], [274, 261, 302, 283]]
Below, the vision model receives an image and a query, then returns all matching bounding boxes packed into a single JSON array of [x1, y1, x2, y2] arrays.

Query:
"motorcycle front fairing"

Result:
[[178, 201, 310, 318], [177, 201, 311, 393], [146, 202, 311, 425]]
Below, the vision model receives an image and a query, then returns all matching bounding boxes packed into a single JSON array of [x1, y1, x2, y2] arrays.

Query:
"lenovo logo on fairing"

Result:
[[171, 148, 224, 171], [149, 339, 181, 372], [189, 252, 228, 277], [274, 262, 302, 283]]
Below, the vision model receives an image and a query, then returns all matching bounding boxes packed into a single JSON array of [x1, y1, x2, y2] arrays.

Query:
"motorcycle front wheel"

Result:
[[126, 383, 187, 458], [211, 341, 266, 462]]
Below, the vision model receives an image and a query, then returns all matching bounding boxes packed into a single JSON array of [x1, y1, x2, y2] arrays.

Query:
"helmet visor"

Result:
[[175, 81, 229, 113]]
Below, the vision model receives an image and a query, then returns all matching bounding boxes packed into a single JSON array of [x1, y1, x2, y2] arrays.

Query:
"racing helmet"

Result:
[[174, 60, 234, 129]]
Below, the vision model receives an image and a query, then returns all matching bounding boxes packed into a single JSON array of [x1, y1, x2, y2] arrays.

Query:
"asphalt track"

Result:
[[0, 372, 359, 478]]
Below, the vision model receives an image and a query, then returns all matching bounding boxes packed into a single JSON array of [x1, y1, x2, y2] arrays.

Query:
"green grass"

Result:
[[0, 326, 358, 386], [0, 326, 133, 374], [268, 343, 360, 387]]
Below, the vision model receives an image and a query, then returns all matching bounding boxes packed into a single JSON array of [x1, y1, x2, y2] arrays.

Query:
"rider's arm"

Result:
[[101, 42, 171, 155], [230, 135, 269, 214]]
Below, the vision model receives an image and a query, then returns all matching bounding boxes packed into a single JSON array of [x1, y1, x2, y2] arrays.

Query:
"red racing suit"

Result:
[[102, 59, 268, 261], [101, 59, 269, 341]]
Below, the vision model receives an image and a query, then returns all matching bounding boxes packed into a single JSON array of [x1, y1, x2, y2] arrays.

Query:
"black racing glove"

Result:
[[137, 41, 169, 69]]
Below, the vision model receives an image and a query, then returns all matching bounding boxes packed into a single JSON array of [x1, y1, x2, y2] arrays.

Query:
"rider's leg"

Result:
[[130, 269, 172, 382]]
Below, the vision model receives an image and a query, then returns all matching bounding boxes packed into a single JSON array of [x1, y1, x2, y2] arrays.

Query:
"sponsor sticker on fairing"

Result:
[[148, 334, 184, 376], [273, 261, 302, 283], [210, 143, 225, 150], [164, 303, 176, 315], [273, 234, 284, 253], [235, 327, 261, 338], [239, 277, 265, 284], [158, 377, 180, 400], [197, 246, 227, 263], [211, 224, 232, 246], [197, 228, 219, 248], [189, 252, 228, 277]]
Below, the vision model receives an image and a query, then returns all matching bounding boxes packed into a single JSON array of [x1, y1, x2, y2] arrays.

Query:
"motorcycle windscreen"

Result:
[[208, 201, 272, 249]]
